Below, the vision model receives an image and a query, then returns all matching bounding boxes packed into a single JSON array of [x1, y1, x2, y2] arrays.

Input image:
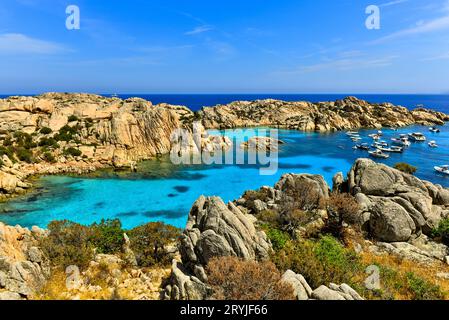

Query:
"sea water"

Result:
[[0, 124, 448, 229]]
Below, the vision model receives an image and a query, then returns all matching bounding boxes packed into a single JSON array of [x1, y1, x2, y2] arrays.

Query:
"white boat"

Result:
[[369, 149, 390, 159], [351, 137, 362, 142], [372, 141, 388, 148], [428, 141, 438, 148], [355, 143, 370, 151], [429, 127, 441, 133], [346, 131, 359, 136], [408, 133, 427, 142], [434, 165, 449, 175], [391, 138, 411, 147], [377, 146, 403, 153], [369, 133, 381, 140]]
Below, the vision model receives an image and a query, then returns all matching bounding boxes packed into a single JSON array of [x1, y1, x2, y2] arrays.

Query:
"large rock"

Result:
[[0, 223, 50, 299], [281, 270, 312, 300], [348, 159, 449, 241], [369, 198, 416, 242], [165, 196, 271, 300]]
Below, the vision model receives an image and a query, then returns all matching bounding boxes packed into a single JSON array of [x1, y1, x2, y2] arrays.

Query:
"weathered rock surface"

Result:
[[240, 137, 284, 152], [165, 196, 271, 300], [199, 96, 449, 131], [348, 159, 449, 242], [0, 223, 50, 298], [281, 270, 363, 301]]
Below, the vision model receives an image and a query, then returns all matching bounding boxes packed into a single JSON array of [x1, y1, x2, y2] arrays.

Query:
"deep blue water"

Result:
[[2, 94, 449, 112], [0, 124, 448, 230]]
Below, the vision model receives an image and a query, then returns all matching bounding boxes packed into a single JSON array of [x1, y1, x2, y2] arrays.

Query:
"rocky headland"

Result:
[[199, 96, 449, 130]]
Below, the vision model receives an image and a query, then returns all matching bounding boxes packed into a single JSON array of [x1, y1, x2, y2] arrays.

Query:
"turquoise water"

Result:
[[0, 125, 448, 229]]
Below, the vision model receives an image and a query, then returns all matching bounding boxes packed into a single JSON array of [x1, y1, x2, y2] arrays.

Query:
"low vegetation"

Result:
[[271, 235, 362, 290], [39, 219, 181, 271], [270, 234, 447, 300], [394, 162, 417, 175], [206, 256, 295, 300], [40, 127, 53, 135], [63, 147, 82, 157], [432, 218, 449, 246], [325, 192, 360, 236], [128, 222, 180, 267]]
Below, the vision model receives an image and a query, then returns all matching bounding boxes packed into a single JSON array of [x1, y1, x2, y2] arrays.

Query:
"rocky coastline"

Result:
[[0, 93, 448, 200]]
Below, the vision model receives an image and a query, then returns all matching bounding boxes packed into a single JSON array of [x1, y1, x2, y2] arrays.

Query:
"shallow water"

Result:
[[0, 124, 448, 229]]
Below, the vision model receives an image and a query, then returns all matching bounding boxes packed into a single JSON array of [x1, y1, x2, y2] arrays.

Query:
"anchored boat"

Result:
[[429, 127, 441, 133], [377, 146, 404, 153], [435, 165, 449, 175], [354, 143, 370, 151], [408, 132, 427, 142], [391, 138, 411, 147], [369, 149, 390, 159], [428, 141, 438, 148]]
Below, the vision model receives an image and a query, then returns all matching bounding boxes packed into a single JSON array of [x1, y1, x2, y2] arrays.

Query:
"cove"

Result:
[[0, 125, 448, 230]]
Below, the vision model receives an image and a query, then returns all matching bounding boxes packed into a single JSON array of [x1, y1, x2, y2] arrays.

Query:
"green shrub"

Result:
[[63, 147, 82, 157], [40, 127, 53, 135], [38, 137, 59, 148], [40, 220, 95, 270], [257, 210, 281, 227], [0, 146, 14, 160], [55, 125, 78, 142], [3, 136, 13, 147], [68, 115, 79, 122], [264, 225, 290, 251], [128, 222, 181, 267], [271, 235, 361, 289], [42, 152, 56, 163], [432, 218, 449, 245], [406, 272, 444, 300], [15, 147, 34, 163], [89, 219, 125, 254], [394, 162, 417, 175]]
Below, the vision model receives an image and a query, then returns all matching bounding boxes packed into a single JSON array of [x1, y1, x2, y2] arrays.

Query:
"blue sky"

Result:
[[1, 0, 449, 94]]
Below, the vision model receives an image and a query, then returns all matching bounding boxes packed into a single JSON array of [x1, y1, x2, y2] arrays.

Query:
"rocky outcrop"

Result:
[[240, 137, 284, 152], [199, 96, 449, 131], [165, 196, 271, 300], [281, 270, 363, 300], [348, 159, 449, 243], [0, 223, 50, 298]]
